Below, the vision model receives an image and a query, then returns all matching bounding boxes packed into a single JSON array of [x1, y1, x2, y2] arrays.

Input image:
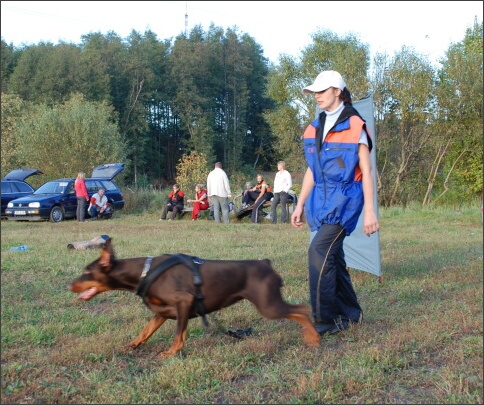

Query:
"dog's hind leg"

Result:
[[125, 314, 167, 350], [261, 303, 320, 347], [284, 306, 321, 347], [245, 274, 320, 347], [254, 301, 320, 347]]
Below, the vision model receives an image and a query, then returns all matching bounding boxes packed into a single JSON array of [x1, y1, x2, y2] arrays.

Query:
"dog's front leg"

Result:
[[157, 302, 191, 358], [125, 314, 167, 350]]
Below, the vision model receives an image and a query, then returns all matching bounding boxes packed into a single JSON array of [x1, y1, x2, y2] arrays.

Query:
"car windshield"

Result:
[[34, 181, 71, 194]]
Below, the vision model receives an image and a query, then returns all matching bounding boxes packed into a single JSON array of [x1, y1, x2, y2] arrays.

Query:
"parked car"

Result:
[[5, 163, 125, 222], [1, 168, 43, 217]]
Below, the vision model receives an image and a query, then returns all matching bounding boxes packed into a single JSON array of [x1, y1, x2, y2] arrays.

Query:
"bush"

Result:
[[122, 186, 168, 214], [175, 152, 210, 193]]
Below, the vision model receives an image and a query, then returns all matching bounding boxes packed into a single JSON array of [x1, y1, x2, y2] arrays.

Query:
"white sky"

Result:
[[1, 1, 482, 66]]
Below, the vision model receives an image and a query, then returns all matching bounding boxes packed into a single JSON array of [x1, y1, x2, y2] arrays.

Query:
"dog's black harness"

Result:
[[136, 254, 209, 327]]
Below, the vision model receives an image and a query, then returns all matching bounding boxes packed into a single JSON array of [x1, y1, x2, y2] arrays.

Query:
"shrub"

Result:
[[122, 186, 168, 214], [175, 152, 211, 193]]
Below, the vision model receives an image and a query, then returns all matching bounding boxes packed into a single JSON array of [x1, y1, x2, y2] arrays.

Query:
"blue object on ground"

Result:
[[9, 245, 29, 251]]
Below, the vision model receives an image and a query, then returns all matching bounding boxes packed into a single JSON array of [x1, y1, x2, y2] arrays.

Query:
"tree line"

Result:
[[1, 19, 482, 206]]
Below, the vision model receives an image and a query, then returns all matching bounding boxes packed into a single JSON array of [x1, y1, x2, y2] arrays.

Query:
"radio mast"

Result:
[[185, 2, 188, 38]]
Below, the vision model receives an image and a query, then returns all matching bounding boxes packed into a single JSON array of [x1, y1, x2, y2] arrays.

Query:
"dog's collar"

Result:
[[140, 256, 154, 279]]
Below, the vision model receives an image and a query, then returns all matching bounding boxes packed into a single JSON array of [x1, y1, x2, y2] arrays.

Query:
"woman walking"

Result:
[[291, 70, 380, 335]]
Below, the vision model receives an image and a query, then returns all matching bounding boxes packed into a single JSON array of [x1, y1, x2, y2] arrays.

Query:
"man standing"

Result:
[[207, 162, 232, 224], [270, 161, 292, 224]]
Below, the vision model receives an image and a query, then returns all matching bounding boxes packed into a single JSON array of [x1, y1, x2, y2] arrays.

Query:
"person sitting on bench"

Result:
[[240, 182, 253, 209], [242, 174, 273, 223], [160, 183, 185, 220], [186, 183, 209, 220]]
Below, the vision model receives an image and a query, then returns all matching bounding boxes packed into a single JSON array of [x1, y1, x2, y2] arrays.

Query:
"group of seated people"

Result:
[[160, 183, 209, 221], [159, 160, 293, 224], [241, 161, 293, 224]]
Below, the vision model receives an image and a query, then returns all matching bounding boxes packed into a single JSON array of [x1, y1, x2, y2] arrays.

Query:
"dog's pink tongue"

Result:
[[78, 287, 97, 300]]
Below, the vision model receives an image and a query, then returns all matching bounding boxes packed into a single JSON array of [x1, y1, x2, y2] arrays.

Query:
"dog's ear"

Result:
[[99, 238, 115, 271], [104, 237, 113, 249]]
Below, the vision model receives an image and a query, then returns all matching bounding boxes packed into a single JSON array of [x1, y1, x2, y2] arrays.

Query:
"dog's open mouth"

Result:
[[78, 287, 98, 301]]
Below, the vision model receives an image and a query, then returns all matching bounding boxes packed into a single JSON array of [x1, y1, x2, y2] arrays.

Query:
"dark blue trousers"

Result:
[[308, 224, 362, 324], [250, 196, 268, 223]]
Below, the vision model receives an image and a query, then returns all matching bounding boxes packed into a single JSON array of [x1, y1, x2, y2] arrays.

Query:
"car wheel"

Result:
[[50, 206, 65, 222]]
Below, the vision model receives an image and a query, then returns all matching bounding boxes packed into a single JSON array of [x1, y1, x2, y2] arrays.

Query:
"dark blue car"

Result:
[[5, 163, 125, 222], [1, 168, 43, 217]]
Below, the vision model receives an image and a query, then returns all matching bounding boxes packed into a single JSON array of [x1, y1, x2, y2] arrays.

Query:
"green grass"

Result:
[[1, 205, 482, 404]]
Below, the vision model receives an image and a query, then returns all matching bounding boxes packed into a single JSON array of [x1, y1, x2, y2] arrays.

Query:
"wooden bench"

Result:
[[233, 190, 298, 221], [179, 204, 212, 219], [234, 200, 271, 221]]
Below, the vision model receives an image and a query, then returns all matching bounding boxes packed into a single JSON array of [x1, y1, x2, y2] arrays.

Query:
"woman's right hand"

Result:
[[291, 206, 304, 228]]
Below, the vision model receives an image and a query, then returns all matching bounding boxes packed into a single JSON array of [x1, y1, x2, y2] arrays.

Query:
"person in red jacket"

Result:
[[187, 184, 209, 220], [160, 184, 185, 220], [74, 172, 89, 222]]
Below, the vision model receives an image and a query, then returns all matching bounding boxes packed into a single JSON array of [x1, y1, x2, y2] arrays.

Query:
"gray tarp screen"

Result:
[[315, 94, 381, 277]]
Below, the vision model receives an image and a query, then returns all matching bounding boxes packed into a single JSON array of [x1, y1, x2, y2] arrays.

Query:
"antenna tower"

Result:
[[185, 2, 188, 37]]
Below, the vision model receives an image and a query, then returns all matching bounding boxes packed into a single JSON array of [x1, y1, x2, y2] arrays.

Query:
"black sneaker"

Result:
[[327, 319, 349, 335], [314, 322, 335, 335]]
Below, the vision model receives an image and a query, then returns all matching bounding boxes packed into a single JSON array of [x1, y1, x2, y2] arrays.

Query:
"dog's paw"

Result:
[[302, 328, 321, 347], [156, 349, 179, 359], [124, 341, 142, 351]]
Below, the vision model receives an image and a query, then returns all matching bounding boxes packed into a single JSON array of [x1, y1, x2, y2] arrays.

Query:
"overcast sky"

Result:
[[1, 1, 482, 65]]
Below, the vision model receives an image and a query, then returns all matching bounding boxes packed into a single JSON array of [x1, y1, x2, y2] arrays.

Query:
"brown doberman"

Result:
[[69, 238, 320, 359]]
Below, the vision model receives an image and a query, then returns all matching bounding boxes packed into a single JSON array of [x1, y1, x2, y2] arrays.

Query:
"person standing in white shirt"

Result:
[[270, 161, 292, 224], [207, 162, 232, 224]]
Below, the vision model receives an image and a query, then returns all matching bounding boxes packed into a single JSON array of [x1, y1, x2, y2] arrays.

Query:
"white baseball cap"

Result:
[[302, 70, 346, 94]]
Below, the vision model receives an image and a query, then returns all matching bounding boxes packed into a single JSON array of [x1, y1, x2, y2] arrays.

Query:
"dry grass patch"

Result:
[[1, 205, 482, 404]]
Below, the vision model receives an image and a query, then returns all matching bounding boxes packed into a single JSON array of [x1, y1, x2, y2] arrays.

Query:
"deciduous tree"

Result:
[[13, 93, 126, 180]]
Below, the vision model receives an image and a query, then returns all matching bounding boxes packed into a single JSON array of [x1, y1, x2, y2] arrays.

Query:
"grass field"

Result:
[[1, 204, 482, 404]]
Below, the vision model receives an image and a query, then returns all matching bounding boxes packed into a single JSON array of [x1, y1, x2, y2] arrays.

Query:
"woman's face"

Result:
[[257, 175, 263, 182], [195, 186, 200, 192], [314, 87, 341, 112]]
